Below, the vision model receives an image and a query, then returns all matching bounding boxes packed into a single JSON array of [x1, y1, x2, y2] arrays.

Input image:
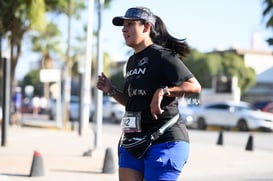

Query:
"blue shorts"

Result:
[[119, 141, 189, 181]]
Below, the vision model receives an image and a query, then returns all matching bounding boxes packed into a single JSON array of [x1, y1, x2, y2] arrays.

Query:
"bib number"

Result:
[[121, 112, 142, 133]]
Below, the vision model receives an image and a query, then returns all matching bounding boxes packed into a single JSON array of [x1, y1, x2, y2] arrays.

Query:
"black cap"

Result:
[[112, 7, 155, 26]]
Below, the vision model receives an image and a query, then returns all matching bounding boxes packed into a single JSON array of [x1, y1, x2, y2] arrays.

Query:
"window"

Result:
[[206, 104, 229, 110]]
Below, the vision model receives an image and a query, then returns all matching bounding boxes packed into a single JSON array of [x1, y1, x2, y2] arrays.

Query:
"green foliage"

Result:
[[262, 0, 273, 47], [31, 22, 61, 54], [0, 0, 49, 87], [102, 52, 113, 76], [4, 0, 47, 32], [110, 70, 125, 90], [220, 52, 256, 93], [185, 49, 222, 88], [29, 0, 46, 31], [22, 69, 43, 96], [44, 0, 86, 18], [267, 37, 273, 46], [104, 0, 112, 8], [0, 1, 18, 34], [184, 50, 256, 94]]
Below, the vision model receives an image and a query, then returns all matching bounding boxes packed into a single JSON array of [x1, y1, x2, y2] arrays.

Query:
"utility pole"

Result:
[[1, 57, 10, 147], [94, 0, 104, 149], [64, 0, 72, 130], [1, 33, 11, 147], [80, 0, 94, 134]]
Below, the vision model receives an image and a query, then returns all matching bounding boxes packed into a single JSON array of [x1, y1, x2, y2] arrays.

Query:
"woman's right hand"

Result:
[[150, 88, 164, 120], [96, 72, 112, 94]]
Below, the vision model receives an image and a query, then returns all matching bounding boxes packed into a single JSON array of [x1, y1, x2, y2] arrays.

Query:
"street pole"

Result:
[[1, 32, 11, 147], [63, 0, 72, 130], [81, 0, 94, 133], [78, 55, 84, 136], [1, 57, 10, 147], [94, 0, 104, 149], [78, 72, 83, 136]]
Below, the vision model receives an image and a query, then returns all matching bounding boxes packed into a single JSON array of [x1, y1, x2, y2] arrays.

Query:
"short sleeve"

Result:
[[161, 54, 193, 86]]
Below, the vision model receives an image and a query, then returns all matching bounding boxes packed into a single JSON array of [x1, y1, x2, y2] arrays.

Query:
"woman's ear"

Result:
[[143, 22, 152, 33]]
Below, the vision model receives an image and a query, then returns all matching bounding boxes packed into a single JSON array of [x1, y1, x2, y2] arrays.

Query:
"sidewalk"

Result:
[[0, 120, 273, 181], [0, 124, 120, 181]]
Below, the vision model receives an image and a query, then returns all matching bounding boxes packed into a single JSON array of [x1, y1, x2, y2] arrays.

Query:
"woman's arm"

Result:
[[96, 72, 128, 106], [107, 86, 128, 106], [167, 77, 201, 97], [150, 77, 201, 119]]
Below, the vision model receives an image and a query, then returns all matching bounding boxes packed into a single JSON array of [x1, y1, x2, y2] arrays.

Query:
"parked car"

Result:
[[192, 101, 273, 132], [178, 99, 199, 129], [69, 96, 94, 122], [262, 102, 273, 114], [49, 96, 94, 122], [103, 96, 125, 123], [252, 100, 273, 111]]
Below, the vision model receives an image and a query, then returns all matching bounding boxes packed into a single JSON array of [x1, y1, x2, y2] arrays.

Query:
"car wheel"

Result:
[[110, 113, 117, 123], [49, 112, 54, 120], [89, 115, 93, 122], [197, 118, 207, 130], [237, 120, 248, 131]]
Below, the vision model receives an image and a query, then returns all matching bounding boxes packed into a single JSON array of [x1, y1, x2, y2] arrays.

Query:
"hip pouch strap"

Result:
[[121, 114, 179, 159]]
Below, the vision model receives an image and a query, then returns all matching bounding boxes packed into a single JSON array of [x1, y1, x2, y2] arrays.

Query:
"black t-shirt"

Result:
[[123, 44, 193, 143]]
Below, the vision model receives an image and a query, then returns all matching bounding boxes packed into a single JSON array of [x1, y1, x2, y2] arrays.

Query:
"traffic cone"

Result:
[[102, 147, 115, 173], [83, 149, 92, 157], [29, 150, 44, 177], [216, 130, 223, 145], [245, 135, 254, 151]]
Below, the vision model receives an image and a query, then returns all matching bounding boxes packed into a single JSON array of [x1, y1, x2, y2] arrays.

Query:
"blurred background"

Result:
[[0, 0, 273, 132]]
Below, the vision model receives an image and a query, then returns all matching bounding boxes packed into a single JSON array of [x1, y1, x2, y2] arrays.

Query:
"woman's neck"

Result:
[[133, 39, 153, 54]]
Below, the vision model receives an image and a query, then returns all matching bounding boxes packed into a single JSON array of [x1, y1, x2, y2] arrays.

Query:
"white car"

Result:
[[192, 101, 273, 132], [178, 101, 199, 129], [103, 96, 125, 123], [69, 96, 94, 122], [49, 96, 94, 122]]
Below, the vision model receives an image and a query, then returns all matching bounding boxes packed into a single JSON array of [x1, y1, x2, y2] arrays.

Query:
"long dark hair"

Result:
[[150, 15, 190, 58]]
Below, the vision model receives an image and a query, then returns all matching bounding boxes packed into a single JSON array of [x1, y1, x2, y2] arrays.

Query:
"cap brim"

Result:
[[112, 16, 142, 26]]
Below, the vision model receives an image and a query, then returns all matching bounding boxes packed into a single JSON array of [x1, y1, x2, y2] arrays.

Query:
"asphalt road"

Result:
[[188, 129, 273, 152], [0, 118, 272, 181]]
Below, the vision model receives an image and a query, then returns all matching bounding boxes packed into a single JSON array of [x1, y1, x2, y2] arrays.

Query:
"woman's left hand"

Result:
[[150, 88, 164, 120]]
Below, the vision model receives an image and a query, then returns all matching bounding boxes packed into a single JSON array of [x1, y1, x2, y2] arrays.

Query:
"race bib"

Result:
[[121, 112, 142, 133]]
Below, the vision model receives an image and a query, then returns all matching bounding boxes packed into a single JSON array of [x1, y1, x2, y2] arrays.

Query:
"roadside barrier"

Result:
[[83, 149, 92, 156], [215, 132, 255, 151], [216, 130, 224, 145], [245, 134, 254, 151], [102, 147, 115, 173], [29, 150, 44, 177]]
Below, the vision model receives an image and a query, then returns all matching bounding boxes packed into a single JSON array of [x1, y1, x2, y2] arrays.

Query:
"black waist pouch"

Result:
[[120, 114, 179, 159]]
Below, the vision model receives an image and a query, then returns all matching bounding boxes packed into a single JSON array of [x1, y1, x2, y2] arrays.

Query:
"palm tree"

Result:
[[262, 0, 273, 46], [0, 0, 46, 87]]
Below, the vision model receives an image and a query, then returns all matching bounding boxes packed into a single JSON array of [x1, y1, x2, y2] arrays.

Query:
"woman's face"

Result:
[[122, 20, 146, 49]]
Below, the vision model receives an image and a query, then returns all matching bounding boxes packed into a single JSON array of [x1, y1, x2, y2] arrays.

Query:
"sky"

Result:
[[15, 0, 271, 80], [102, 0, 270, 60]]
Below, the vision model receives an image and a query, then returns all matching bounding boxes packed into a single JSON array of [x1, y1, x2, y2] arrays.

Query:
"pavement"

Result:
[[0, 116, 273, 181]]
